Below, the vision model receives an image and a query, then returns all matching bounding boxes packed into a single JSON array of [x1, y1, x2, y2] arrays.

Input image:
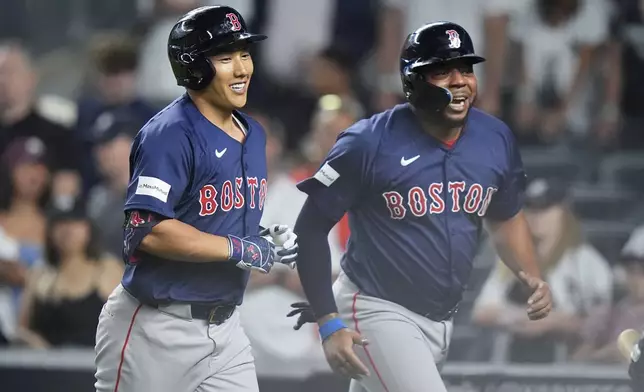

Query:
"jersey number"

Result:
[[226, 13, 242, 31]]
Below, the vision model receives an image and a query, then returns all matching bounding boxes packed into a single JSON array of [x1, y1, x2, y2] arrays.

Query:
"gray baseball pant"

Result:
[[333, 271, 453, 392], [94, 284, 258, 392]]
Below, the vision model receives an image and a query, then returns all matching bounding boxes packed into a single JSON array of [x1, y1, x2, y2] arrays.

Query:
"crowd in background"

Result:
[[1, 0, 644, 370]]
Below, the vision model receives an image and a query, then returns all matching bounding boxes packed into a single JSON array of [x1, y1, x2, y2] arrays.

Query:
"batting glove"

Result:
[[286, 302, 316, 330], [227, 234, 275, 274], [259, 224, 298, 269]]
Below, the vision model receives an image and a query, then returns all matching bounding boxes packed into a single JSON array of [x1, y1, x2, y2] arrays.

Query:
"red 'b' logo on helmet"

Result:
[[226, 13, 242, 31], [445, 30, 461, 49]]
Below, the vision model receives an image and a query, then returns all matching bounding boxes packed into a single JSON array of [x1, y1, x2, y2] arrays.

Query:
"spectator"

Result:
[[76, 33, 157, 192], [86, 117, 138, 259], [251, 0, 376, 148], [596, 0, 644, 150], [572, 225, 644, 363], [0, 137, 51, 344], [472, 178, 613, 363], [136, 0, 206, 105], [506, 0, 610, 145], [0, 41, 82, 208], [15, 205, 122, 349]]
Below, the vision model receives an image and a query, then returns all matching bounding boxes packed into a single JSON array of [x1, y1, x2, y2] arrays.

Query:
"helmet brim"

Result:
[[410, 54, 485, 70]]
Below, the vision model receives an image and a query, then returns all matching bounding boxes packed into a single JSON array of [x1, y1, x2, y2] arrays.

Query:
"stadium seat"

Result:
[[520, 147, 591, 183], [569, 184, 639, 222], [598, 152, 644, 193], [582, 221, 638, 263]]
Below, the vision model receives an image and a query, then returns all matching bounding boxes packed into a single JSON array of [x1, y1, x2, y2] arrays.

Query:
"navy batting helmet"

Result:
[[167, 6, 267, 91], [400, 21, 485, 112]]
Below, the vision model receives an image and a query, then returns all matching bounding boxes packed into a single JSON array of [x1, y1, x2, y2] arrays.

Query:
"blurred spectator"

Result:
[[15, 205, 122, 349], [256, 0, 376, 87], [87, 118, 138, 259], [373, 0, 488, 111], [472, 178, 613, 363], [598, 0, 644, 150], [572, 225, 644, 363], [76, 33, 157, 192], [0, 41, 82, 207], [0, 137, 51, 344], [251, 0, 376, 148], [505, 0, 610, 145], [136, 0, 206, 105]]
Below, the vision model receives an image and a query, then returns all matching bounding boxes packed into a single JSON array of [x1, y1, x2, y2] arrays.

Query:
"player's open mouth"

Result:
[[230, 82, 247, 94], [448, 96, 468, 112]]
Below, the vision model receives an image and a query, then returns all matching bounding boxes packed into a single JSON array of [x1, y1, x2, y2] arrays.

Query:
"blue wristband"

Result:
[[318, 318, 347, 341]]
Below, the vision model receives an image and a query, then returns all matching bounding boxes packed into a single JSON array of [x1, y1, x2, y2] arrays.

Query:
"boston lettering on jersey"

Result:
[[297, 103, 525, 317], [121, 94, 268, 305], [198, 177, 267, 215], [382, 182, 498, 219]]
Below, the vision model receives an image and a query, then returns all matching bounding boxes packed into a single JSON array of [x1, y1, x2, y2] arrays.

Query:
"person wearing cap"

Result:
[[86, 117, 138, 259], [14, 204, 122, 348], [473, 178, 613, 362], [0, 136, 51, 344], [572, 226, 644, 363]]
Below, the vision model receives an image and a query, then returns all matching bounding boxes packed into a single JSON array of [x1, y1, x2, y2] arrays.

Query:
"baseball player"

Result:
[[93, 6, 297, 392], [287, 22, 553, 392]]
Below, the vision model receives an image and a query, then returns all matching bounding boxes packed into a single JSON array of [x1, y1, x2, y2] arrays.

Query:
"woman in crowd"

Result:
[[0, 137, 51, 343], [472, 178, 613, 362], [15, 205, 122, 348]]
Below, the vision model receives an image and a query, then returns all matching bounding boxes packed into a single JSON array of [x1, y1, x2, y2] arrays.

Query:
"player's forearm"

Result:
[[139, 219, 230, 262], [486, 211, 542, 279], [293, 198, 340, 321]]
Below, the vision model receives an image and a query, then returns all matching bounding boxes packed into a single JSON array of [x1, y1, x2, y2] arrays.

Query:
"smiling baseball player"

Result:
[[288, 21, 552, 392], [93, 6, 297, 392]]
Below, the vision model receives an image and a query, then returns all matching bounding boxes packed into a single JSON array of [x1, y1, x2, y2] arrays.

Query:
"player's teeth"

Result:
[[231, 83, 245, 92]]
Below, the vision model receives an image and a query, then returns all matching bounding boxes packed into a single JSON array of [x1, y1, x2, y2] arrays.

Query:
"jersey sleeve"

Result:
[[485, 130, 526, 221], [124, 126, 194, 219], [296, 128, 371, 222]]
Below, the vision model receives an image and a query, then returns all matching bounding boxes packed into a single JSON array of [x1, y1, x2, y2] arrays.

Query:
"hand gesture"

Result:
[[322, 326, 371, 380], [518, 271, 553, 320], [259, 224, 298, 268], [286, 302, 316, 330], [227, 234, 275, 274]]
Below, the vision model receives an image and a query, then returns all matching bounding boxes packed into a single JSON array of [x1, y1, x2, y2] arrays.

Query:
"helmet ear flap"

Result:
[[403, 65, 453, 112], [184, 57, 216, 90]]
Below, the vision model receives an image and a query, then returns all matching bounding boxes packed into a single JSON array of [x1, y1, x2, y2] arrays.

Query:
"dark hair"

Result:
[[90, 33, 139, 75], [0, 164, 51, 211], [44, 215, 103, 267], [537, 0, 580, 23], [318, 46, 357, 74]]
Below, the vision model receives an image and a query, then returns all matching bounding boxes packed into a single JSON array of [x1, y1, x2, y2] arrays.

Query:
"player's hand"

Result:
[[227, 234, 275, 274], [518, 271, 552, 320], [260, 224, 298, 268], [286, 302, 316, 330], [322, 327, 370, 380]]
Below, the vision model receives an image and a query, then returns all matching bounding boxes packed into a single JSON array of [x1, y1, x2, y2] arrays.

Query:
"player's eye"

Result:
[[241, 52, 251, 60], [217, 56, 232, 63], [459, 66, 474, 74]]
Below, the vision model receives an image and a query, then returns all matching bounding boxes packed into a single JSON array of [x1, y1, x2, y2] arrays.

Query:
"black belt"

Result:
[[189, 303, 236, 325], [422, 303, 459, 322], [146, 302, 236, 325]]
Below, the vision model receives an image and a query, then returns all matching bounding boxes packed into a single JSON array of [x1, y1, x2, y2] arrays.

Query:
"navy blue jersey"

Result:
[[121, 94, 268, 305], [297, 103, 525, 315]]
